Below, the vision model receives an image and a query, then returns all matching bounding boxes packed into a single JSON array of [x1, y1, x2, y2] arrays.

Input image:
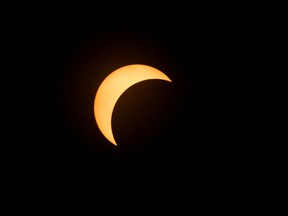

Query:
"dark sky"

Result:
[[2, 6, 273, 210], [7, 8, 258, 185]]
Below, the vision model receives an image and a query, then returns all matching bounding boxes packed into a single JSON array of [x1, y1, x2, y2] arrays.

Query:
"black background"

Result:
[[4, 5, 262, 200], [2, 3, 279, 212]]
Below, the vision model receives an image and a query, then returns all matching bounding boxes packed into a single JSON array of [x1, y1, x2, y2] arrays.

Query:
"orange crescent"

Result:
[[94, 64, 172, 146]]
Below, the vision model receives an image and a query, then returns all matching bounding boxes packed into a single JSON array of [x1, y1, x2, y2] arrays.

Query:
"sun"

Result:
[[94, 64, 172, 146]]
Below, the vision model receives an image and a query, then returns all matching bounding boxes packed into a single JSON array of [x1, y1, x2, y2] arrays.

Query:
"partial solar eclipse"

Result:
[[94, 64, 172, 146]]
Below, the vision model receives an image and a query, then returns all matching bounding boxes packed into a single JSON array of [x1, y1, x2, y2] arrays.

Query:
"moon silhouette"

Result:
[[94, 64, 172, 146]]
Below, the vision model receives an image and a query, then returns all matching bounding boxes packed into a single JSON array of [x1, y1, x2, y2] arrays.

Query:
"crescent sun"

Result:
[[93, 64, 172, 146]]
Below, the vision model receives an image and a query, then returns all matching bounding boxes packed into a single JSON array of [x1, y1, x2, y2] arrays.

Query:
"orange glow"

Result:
[[94, 64, 172, 146]]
